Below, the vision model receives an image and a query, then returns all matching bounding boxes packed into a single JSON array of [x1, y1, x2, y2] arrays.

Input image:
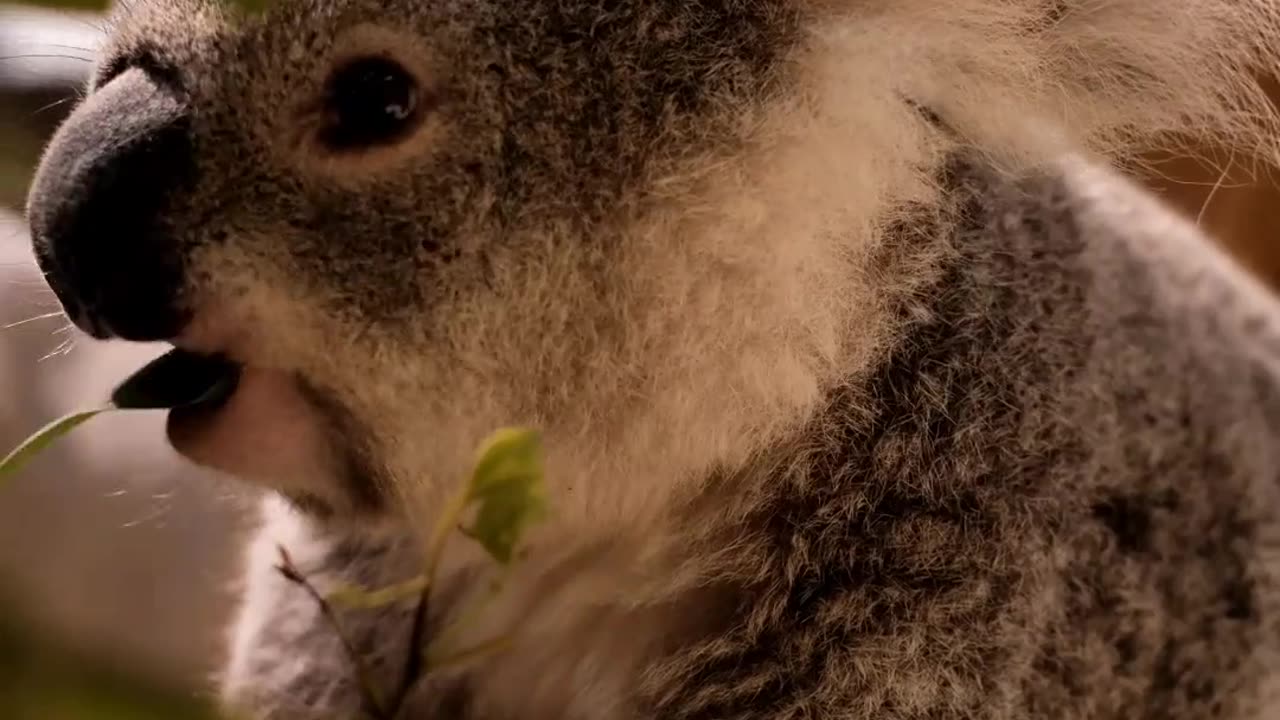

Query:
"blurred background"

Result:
[[0, 4, 256, 715], [0, 0, 1279, 717]]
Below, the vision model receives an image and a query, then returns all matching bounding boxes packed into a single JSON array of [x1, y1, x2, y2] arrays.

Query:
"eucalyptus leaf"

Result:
[[327, 575, 428, 610], [0, 408, 110, 480], [462, 428, 548, 565], [1, 349, 241, 483]]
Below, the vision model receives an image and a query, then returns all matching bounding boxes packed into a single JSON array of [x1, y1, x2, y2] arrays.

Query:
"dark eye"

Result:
[[319, 56, 421, 151]]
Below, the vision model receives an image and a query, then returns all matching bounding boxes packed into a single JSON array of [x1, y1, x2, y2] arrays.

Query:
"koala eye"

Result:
[[318, 56, 422, 151]]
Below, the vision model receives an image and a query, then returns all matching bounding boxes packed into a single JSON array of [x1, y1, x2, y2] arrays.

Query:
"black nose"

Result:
[[26, 65, 195, 342]]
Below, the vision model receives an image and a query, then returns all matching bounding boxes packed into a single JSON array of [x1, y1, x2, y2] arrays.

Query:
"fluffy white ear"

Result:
[[816, 0, 1280, 173]]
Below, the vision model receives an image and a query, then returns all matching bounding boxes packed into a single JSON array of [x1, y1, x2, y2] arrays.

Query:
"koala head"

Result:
[[24, 0, 1280, 531], [25, 0, 842, 530]]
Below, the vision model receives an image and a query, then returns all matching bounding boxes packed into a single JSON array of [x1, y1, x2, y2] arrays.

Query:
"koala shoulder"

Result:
[[628, 155, 1280, 719], [1024, 156, 1280, 367]]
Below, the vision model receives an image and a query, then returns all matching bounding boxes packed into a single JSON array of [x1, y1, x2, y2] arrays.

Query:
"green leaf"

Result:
[[0, 408, 109, 481], [461, 428, 548, 566], [1, 349, 242, 484], [327, 575, 428, 610]]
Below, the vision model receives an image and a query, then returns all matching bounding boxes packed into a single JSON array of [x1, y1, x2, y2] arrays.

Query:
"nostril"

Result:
[[26, 65, 196, 342]]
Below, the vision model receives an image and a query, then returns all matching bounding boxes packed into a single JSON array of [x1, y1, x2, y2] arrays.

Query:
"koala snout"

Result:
[[26, 65, 196, 342]]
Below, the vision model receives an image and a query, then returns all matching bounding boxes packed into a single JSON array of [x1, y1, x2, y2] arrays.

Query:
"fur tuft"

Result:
[[814, 0, 1280, 174]]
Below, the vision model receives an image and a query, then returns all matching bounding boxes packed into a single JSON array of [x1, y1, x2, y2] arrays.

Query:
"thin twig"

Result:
[[327, 576, 427, 611], [426, 571, 507, 662], [427, 634, 515, 673], [385, 484, 472, 717], [275, 545, 389, 720], [387, 580, 431, 719]]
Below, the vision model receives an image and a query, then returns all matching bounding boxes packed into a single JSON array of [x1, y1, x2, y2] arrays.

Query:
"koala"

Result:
[[20, 0, 1280, 717]]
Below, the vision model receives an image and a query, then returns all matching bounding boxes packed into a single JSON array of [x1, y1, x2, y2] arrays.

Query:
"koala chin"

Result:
[[21, 0, 1280, 718]]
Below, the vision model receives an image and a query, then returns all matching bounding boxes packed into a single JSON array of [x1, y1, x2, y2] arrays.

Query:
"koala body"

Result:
[[20, 0, 1280, 718]]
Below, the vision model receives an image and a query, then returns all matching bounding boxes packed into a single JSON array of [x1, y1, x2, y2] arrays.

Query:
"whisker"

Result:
[[30, 95, 77, 117], [121, 490, 176, 529], [0, 53, 93, 63], [26, 43, 100, 54], [38, 336, 75, 362], [3, 310, 65, 330], [69, 17, 112, 37]]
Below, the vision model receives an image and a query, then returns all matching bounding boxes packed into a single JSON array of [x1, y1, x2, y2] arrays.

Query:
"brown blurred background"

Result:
[[0, 1, 1278, 715], [0, 4, 258, 712]]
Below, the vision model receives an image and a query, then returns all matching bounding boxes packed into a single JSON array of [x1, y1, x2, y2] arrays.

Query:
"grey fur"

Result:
[[222, 157, 1280, 719], [22, 0, 1280, 718], [637, 158, 1280, 719]]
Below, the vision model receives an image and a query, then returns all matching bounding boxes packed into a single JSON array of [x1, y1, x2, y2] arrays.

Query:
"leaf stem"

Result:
[[274, 546, 388, 720], [427, 634, 515, 673], [386, 481, 472, 716], [426, 569, 508, 663], [327, 576, 427, 610]]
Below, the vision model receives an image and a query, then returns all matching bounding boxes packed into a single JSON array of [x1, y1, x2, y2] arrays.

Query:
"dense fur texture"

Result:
[[23, 0, 1280, 718]]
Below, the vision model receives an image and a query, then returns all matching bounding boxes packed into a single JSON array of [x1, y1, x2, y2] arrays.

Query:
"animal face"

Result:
[[25, 0, 842, 526], [26, 0, 1280, 529]]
